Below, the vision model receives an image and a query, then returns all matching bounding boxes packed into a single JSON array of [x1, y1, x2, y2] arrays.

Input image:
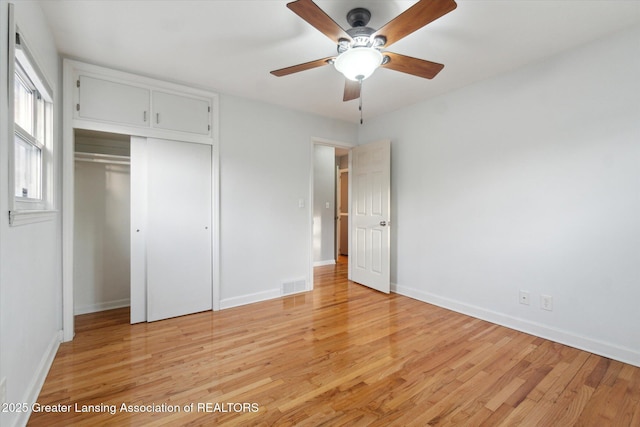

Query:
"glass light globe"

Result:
[[334, 47, 383, 81]]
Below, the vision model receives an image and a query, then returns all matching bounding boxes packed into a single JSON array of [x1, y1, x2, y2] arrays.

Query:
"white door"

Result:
[[145, 138, 212, 321], [350, 140, 391, 293]]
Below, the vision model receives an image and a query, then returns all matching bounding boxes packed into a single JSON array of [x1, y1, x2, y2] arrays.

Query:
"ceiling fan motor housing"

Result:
[[338, 29, 386, 53], [338, 8, 387, 54]]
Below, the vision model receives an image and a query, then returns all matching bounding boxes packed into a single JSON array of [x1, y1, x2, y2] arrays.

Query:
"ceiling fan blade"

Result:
[[381, 52, 444, 79], [373, 0, 457, 47], [343, 79, 360, 101], [287, 0, 352, 44], [270, 56, 334, 77]]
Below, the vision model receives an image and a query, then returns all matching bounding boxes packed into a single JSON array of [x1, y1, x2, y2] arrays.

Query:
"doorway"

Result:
[[310, 139, 392, 294], [311, 140, 353, 287]]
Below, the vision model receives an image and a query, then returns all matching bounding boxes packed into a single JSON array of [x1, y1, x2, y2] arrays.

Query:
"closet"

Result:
[[64, 59, 218, 329]]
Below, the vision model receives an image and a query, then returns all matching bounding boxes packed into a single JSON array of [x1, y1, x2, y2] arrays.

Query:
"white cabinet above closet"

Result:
[[68, 59, 218, 145], [152, 91, 210, 135], [78, 75, 150, 127]]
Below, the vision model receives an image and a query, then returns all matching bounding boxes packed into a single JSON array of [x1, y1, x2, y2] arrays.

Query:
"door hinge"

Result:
[[76, 79, 80, 88], [208, 124, 210, 131], [208, 106, 211, 113], [76, 104, 80, 111]]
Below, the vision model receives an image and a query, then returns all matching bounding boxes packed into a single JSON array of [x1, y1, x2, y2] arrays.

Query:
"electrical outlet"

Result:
[[541, 295, 553, 311], [519, 290, 530, 305], [0, 377, 6, 405]]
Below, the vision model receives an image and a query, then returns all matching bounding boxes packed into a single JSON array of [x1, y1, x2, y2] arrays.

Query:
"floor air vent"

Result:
[[281, 279, 306, 296]]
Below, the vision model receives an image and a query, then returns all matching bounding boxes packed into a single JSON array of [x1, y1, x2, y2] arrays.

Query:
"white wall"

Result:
[[313, 144, 336, 265], [0, 1, 63, 426], [358, 25, 640, 366], [218, 94, 356, 308], [74, 159, 130, 314]]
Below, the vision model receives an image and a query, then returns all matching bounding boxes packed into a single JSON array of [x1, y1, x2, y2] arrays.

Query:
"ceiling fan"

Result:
[[271, 0, 457, 103]]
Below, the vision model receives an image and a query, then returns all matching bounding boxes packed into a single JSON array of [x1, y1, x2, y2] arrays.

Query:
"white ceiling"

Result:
[[39, 0, 640, 123]]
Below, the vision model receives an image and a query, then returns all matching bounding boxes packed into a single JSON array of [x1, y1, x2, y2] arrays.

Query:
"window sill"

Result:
[[9, 209, 58, 227]]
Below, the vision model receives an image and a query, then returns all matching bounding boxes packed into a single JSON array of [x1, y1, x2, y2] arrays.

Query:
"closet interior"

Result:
[[74, 129, 131, 315]]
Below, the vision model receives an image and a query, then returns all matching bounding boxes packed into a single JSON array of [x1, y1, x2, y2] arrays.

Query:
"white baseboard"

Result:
[[393, 283, 640, 368], [313, 259, 336, 267], [74, 298, 130, 315], [219, 289, 282, 310], [15, 331, 61, 427]]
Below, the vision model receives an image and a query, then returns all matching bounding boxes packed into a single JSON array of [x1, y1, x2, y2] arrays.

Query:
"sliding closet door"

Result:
[[146, 138, 212, 322], [130, 136, 147, 324]]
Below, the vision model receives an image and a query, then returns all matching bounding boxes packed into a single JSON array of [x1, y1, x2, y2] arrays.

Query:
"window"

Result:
[[10, 28, 55, 223]]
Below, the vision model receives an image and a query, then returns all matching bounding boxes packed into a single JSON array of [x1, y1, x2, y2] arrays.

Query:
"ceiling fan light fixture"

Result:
[[334, 47, 383, 81]]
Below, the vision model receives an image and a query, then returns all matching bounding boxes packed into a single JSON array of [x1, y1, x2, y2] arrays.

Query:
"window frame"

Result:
[[8, 13, 57, 226]]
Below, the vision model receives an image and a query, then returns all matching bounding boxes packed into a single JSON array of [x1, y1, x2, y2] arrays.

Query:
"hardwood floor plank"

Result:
[[28, 262, 640, 426], [485, 377, 527, 412], [491, 397, 537, 426]]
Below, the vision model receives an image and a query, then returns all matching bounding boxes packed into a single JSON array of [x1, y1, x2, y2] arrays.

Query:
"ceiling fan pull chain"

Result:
[[359, 78, 364, 124]]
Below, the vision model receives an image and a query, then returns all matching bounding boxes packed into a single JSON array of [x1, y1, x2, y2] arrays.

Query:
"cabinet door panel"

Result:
[[79, 75, 150, 126], [153, 91, 210, 135]]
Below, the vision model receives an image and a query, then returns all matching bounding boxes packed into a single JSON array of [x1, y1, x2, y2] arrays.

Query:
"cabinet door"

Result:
[[78, 75, 150, 126], [145, 138, 212, 322], [152, 91, 210, 135]]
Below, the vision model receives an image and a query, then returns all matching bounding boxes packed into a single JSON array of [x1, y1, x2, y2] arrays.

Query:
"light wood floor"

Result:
[[30, 259, 640, 426]]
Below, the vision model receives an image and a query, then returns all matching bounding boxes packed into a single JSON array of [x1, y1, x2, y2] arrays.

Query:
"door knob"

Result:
[[380, 220, 387, 226]]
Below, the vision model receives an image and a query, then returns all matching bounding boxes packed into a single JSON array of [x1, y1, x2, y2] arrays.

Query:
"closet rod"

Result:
[[75, 158, 130, 166], [75, 152, 130, 166]]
